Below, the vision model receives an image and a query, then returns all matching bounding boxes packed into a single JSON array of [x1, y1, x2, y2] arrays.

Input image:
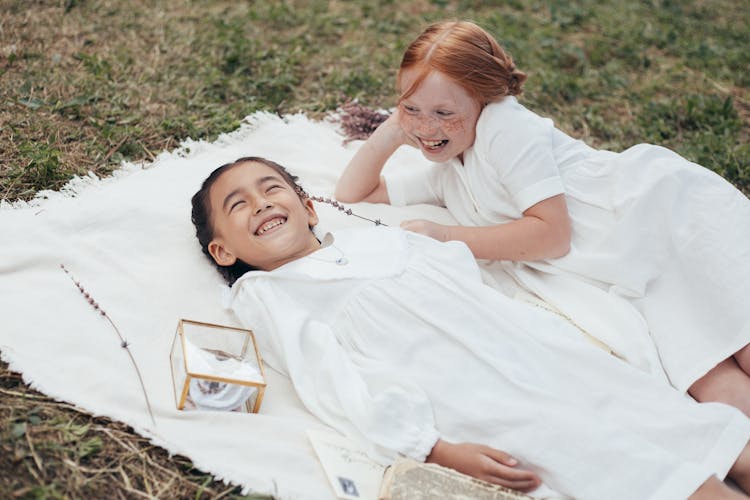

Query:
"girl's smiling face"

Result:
[[398, 68, 482, 163], [207, 161, 320, 272]]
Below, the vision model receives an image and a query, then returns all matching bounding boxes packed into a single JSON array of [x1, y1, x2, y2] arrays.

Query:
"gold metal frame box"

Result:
[[170, 319, 266, 413]]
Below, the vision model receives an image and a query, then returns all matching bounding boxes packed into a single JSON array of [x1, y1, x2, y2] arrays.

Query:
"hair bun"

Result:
[[507, 69, 526, 96]]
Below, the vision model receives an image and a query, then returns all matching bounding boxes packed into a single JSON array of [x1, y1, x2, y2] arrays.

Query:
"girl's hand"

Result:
[[377, 108, 417, 149], [335, 108, 413, 204], [426, 439, 541, 493], [400, 219, 449, 242]]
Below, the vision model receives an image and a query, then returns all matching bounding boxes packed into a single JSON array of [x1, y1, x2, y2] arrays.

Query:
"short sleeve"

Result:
[[489, 130, 564, 212], [478, 101, 565, 213], [384, 162, 446, 207]]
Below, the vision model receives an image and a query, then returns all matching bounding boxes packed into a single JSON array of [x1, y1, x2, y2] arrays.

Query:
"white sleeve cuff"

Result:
[[515, 176, 565, 212], [406, 427, 441, 462]]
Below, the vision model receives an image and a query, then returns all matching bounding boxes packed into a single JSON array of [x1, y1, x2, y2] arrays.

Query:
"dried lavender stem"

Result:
[[349, 212, 384, 225], [60, 264, 156, 427], [308, 196, 387, 227]]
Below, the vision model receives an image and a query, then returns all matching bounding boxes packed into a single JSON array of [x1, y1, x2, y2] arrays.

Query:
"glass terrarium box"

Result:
[[170, 319, 266, 413]]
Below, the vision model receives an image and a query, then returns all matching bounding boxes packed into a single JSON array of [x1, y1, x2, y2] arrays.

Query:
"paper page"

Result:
[[307, 429, 385, 500]]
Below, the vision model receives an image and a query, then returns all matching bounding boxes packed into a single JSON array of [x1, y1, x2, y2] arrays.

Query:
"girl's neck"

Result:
[[261, 234, 321, 272]]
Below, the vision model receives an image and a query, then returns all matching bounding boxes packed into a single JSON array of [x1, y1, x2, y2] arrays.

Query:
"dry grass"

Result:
[[1, 1, 251, 198], [0, 360, 269, 499]]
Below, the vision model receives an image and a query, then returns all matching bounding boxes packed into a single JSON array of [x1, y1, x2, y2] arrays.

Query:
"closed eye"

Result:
[[229, 199, 245, 212], [436, 110, 454, 117], [402, 104, 418, 114], [266, 184, 284, 193]]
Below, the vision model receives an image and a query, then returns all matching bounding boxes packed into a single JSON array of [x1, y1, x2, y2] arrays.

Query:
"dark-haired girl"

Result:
[[192, 157, 750, 500]]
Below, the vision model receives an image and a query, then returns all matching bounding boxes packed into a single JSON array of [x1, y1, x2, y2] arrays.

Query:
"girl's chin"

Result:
[[421, 147, 453, 162]]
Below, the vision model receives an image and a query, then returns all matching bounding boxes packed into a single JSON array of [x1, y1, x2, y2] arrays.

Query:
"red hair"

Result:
[[398, 21, 526, 105]]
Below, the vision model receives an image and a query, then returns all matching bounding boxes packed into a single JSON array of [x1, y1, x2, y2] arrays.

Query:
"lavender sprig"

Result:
[[336, 98, 390, 144], [60, 264, 156, 427], [307, 195, 385, 226]]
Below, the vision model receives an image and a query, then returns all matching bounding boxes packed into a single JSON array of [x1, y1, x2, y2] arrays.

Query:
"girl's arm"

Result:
[[402, 193, 572, 261], [238, 284, 440, 462], [427, 439, 541, 492], [335, 110, 410, 204]]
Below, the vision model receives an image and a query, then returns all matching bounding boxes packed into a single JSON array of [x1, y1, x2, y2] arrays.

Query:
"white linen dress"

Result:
[[224, 226, 750, 500], [384, 97, 750, 391]]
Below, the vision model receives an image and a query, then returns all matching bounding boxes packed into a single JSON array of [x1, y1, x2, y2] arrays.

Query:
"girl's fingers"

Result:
[[483, 446, 519, 466], [489, 476, 541, 493], [486, 462, 539, 482], [481, 454, 541, 492]]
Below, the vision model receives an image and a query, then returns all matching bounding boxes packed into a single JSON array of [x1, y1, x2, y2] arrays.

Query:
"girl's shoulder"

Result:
[[477, 97, 546, 132], [475, 97, 554, 149]]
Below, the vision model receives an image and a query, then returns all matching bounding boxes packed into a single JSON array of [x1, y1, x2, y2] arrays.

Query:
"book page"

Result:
[[307, 429, 386, 500]]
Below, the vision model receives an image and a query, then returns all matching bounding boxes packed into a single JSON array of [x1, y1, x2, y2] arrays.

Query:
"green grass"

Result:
[[1, 0, 749, 497], [2, 0, 747, 201]]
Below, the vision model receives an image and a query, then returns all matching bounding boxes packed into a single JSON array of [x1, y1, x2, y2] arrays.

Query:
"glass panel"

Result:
[[169, 326, 188, 409], [172, 319, 266, 413], [182, 321, 264, 384]]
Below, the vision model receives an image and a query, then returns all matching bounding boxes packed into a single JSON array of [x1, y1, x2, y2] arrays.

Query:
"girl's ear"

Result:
[[304, 198, 319, 228], [208, 239, 237, 266]]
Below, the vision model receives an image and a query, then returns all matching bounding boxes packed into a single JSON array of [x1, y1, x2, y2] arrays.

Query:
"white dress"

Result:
[[385, 96, 750, 391], [225, 226, 750, 500]]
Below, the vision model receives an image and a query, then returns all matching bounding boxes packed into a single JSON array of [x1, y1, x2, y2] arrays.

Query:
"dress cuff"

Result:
[[406, 426, 441, 462], [515, 176, 565, 212]]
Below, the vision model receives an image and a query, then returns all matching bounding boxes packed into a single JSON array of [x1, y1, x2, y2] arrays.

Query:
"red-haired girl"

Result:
[[336, 20, 750, 416]]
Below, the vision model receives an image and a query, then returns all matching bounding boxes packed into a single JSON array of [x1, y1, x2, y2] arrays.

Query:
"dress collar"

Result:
[[228, 226, 409, 292]]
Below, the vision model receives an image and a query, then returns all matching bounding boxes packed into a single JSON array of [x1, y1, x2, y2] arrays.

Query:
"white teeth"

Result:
[[422, 139, 447, 148], [256, 218, 285, 235]]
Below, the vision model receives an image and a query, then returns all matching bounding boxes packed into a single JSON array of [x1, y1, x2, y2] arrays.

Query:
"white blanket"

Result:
[[0, 113, 458, 499]]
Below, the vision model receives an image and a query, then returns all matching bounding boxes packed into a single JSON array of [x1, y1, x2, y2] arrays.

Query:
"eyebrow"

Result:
[[221, 175, 285, 211], [401, 98, 456, 109]]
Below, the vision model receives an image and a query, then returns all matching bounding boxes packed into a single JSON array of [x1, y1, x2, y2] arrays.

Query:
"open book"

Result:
[[379, 457, 537, 500], [307, 430, 536, 500]]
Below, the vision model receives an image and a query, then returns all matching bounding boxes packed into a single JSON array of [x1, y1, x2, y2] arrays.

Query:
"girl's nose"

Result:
[[415, 115, 439, 135], [253, 199, 273, 215]]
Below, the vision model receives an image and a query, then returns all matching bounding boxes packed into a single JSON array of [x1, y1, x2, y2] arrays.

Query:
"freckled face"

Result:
[[398, 68, 482, 163], [207, 162, 320, 272]]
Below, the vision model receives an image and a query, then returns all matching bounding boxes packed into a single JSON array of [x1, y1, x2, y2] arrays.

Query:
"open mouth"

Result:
[[255, 217, 286, 236], [420, 138, 448, 151]]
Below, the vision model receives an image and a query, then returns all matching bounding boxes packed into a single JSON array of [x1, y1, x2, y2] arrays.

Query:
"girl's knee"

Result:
[[734, 343, 750, 374], [689, 358, 747, 401], [689, 358, 750, 417], [688, 475, 743, 499]]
